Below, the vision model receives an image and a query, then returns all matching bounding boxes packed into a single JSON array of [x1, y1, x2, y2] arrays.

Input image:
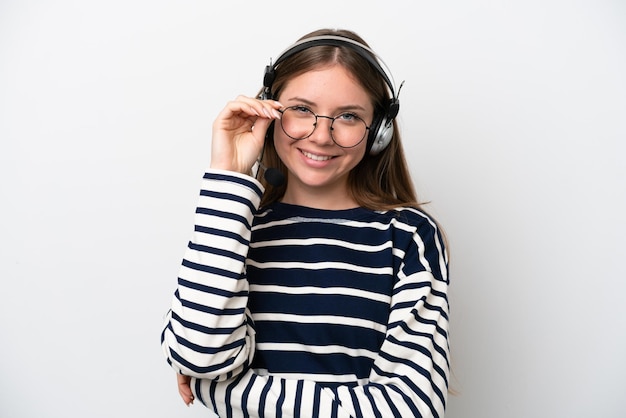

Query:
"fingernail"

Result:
[[272, 109, 281, 119]]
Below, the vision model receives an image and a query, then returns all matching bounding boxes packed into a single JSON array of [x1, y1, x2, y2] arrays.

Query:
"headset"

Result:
[[260, 35, 402, 156]]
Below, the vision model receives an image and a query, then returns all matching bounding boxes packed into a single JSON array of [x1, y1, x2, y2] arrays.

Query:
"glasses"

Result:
[[278, 105, 370, 148]]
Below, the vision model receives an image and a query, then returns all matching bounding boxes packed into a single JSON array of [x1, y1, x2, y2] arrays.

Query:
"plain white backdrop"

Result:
[[1, 1, 624, 417]]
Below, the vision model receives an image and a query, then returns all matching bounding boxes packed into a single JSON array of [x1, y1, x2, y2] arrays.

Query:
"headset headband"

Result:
[[265, 35, 398, 102]]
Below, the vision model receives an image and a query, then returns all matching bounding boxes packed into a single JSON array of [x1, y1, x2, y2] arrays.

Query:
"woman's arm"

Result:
[[161, 170, 263, 379]]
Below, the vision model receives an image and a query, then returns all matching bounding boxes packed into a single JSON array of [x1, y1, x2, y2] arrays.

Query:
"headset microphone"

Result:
[[257, 160, 285, 187]]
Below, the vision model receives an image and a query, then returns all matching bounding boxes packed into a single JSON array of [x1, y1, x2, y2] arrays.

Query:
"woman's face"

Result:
[[274, 64, 374, 208]]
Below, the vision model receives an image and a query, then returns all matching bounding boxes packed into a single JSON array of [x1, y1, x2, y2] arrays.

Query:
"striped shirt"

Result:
[[161, 169, 450, 417]]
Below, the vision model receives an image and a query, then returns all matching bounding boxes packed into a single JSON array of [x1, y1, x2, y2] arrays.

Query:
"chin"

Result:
[[295, 173, 348, 190]]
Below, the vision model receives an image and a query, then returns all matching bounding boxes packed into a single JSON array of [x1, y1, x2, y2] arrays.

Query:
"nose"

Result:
[[310, 115, 335, 145]]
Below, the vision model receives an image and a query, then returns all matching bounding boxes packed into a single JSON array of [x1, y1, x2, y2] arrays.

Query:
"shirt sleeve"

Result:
[[161, 169, 264, 380], [190, 208, 451, 418]]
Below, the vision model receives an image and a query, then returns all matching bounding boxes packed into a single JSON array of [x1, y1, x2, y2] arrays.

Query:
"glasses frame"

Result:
[[278, 106, 371, 149]]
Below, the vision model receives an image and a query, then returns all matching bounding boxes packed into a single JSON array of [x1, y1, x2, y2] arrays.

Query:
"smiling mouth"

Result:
[[301, 150, 334, 162]]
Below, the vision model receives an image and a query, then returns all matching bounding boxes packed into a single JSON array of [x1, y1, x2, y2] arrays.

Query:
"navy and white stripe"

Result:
[[162, 169, 450, 417]]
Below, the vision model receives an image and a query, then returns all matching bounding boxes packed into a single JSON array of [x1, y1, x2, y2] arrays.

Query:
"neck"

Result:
[[281, 182, 358, 210]]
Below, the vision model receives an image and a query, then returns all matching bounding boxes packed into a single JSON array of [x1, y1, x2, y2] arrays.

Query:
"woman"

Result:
[[161, 28, 450, 417]]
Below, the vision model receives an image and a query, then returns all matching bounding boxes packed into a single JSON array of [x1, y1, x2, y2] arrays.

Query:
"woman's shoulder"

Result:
[[381, 205, 442, 230]]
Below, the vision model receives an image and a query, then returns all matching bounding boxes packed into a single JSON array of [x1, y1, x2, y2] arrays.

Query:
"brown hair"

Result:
[[259, 28, 420, 211]]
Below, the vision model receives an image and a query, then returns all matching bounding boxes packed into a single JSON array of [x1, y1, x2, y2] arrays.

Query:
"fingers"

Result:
[[176, 373, 194, 406], [236, 95, 283, 120], [217, 96, 282, 127]]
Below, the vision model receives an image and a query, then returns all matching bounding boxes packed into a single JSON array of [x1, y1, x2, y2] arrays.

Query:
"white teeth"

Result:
[[302, 150, 332, 161]]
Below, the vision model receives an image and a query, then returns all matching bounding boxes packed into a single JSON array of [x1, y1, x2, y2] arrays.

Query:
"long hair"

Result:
[[259, 28, 420, 211]]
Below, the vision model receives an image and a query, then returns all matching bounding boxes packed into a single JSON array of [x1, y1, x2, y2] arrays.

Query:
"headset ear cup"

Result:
[[261, 65, 276, 100], [368, 116, 393, 155]]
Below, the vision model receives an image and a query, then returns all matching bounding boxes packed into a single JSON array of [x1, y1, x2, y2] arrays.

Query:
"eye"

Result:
[[336, 112, 361, 124], [290, 105, 314, 115]]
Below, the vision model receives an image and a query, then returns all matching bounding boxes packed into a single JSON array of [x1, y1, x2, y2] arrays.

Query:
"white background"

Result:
[[1, 1, 624, 417]]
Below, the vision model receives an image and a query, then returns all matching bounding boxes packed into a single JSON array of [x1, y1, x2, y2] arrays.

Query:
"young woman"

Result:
[[161, 28, 450, 417]]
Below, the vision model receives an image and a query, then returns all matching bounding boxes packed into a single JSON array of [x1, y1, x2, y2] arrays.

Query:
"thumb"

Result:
[[176, 374, 194, 406]]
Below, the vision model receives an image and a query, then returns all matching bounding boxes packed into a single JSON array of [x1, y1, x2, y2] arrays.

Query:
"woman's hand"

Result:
[[176, 373, 194, 406], [210, 96, 282, 174]]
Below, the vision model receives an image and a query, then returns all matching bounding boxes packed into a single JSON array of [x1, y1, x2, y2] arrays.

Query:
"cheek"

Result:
[[349, 143, 368, 164], [272, 126, 289, 157]]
